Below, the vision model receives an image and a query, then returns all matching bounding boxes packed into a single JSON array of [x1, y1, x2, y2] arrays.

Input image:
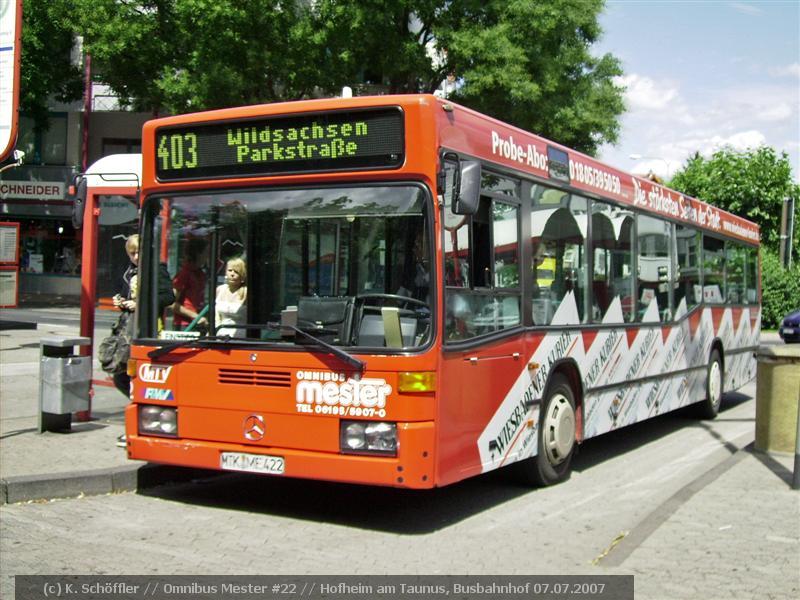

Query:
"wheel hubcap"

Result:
[[543, 394, 575, 466], [709, 361, 722, 409]]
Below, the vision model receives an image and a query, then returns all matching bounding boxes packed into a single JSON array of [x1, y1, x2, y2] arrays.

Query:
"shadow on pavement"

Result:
[[750, 445, 794, 486], [135, 391, 755, 534], [0, 427, 39, 439], [138, 465, 535, 535], [574, 391, 752, 473]]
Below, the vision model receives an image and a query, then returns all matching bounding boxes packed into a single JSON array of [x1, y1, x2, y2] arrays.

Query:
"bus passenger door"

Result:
[[440, 330, 532, 485], [439, 180, 528, 485]]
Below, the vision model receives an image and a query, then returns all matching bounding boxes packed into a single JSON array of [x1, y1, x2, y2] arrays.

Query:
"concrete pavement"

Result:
[[0, 306, 798, 597], [1, 306, 793, 500], [0, 306, 202, 504]]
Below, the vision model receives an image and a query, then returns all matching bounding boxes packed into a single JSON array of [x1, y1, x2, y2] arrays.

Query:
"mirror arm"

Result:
[[440, 151, 461, 200]]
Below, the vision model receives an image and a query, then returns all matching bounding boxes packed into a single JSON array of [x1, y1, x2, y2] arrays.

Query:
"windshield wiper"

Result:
[[266, 322, 365, 374], [147, 324, 366, 373], [147, 334, 232, 360]]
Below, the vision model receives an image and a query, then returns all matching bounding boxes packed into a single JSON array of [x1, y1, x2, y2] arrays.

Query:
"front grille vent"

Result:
[[218, 368, 292, 388]]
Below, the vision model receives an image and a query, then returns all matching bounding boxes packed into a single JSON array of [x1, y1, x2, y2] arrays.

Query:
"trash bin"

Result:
[[755, 344, 800, 453], [39, 336, 91, 433]]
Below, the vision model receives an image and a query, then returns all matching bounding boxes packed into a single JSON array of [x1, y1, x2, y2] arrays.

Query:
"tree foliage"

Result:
[[20, 0, 83, 132], [68, 0, 624, 154], [670, 146, 800, 254], [440, 0, 625, 154], [70, 0, 323, 114], [760, 249, 800, 328]]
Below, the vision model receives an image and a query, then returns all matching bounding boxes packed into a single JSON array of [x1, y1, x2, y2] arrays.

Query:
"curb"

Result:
[[0, 320, 38, 331], [1, 465, 140, 504], [0, 464, 223, 505]]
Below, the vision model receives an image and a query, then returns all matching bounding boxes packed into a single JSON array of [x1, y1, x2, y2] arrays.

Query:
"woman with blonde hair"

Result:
[[215, 257, 247, 337], [113, 234, 139, 313]]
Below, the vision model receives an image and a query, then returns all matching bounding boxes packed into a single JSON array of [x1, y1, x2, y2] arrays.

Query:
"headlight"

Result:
[[340, 420, 397, 456], [343, 422, 367, 450], [139, 405, 178, 437]]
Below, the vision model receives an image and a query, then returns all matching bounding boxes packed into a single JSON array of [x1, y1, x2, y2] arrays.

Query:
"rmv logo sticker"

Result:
[[138, 363, 173, 384], [143, 387, 174, 401]]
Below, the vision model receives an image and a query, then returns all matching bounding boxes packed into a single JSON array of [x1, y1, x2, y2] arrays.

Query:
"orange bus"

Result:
[[126, 94, 760, 488]]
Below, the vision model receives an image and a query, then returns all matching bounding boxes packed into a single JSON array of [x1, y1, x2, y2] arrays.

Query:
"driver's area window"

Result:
[[445, 171, 522, 341]]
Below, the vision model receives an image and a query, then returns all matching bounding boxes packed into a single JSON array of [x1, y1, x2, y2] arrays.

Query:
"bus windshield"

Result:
[[142, 184, 433, 350]]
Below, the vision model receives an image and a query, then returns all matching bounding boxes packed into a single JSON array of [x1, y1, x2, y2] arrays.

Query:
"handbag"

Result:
[[99, 312, 132, 374]]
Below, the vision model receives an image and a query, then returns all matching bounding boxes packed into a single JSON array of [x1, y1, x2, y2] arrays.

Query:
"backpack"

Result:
[[99, 312, 132, 374]]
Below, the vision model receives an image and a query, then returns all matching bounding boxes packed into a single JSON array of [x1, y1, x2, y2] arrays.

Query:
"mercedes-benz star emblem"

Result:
[[243, 415, 265, 441]]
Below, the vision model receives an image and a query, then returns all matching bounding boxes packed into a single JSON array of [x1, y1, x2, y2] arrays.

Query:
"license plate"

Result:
[[784, 328, 795, 335], [220, 452, 285, 475]]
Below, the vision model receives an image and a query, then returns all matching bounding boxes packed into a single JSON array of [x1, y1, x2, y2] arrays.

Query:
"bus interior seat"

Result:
[[296, 296, 353, 343]]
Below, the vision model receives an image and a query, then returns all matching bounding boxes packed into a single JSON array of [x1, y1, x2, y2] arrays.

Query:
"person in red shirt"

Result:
[[172, 239, 208, 330]]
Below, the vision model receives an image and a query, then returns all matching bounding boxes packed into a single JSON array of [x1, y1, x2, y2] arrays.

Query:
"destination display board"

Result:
[[155, 108, 404, 181]]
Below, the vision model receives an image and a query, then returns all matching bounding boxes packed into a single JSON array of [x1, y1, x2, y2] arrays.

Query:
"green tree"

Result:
[[72, 0, 323, 114], [311, 0, 625, 154], [20, 0, 83, 132], [70, 0, 624, 154], [670, 147, 799, 254], [440, 0, 625, 154], [760, 250, 800, 328]]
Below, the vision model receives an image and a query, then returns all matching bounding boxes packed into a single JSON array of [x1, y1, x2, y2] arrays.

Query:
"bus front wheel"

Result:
[[515, 373, 577, 486]]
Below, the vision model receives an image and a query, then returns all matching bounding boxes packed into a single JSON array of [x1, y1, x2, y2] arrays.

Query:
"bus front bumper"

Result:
[[125, 407, 437, 489]]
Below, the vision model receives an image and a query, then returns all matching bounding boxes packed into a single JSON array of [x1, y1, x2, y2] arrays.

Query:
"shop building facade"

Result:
[[0, 95, 150, 304]]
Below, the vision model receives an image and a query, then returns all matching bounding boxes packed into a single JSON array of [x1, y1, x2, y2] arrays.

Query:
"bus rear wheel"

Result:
[[696, 349, 723, 419], [515, 373, 577, 486]]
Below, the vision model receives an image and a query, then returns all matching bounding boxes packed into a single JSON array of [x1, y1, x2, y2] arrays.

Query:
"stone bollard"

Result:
[[755, 344, 800, 454]]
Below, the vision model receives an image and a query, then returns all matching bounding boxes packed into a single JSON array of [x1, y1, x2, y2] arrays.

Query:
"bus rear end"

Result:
[[126, 97, 443, 488]]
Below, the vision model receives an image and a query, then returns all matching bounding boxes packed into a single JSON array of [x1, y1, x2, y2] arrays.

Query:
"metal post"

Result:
[[788, 197, 795, 268], [779, 198, 789, 267], [77, 189, 99, 421], [793, 382, 800, 490], [81, 53, 92, 171]]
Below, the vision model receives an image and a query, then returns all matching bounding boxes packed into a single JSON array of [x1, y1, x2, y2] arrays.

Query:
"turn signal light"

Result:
[[127, 359, 137, 378], [397, 371, 436, 393]]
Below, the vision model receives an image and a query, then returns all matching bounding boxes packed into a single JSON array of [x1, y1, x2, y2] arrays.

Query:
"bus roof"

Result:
[[141, 94, 759, 244], [432, 97, 759, 245], [85, 153, 142, 190]]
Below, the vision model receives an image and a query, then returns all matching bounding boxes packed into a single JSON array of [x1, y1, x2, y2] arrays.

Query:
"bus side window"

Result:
[[530, 187, 588, 326], [444, 173, 522, 340], [702, 235, 726, 303]]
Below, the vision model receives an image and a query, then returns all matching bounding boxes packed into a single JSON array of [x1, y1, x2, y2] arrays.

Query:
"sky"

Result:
[[595, 0, 800, 181]]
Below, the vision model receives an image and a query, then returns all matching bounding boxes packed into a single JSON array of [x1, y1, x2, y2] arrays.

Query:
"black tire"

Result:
[[696, 349, 723, 419], [514, 373, 577, 486]]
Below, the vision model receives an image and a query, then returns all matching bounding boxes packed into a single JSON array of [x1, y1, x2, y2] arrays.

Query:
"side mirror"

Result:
[[70, 176, 87, 229], [453, 160, 481, 215]]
